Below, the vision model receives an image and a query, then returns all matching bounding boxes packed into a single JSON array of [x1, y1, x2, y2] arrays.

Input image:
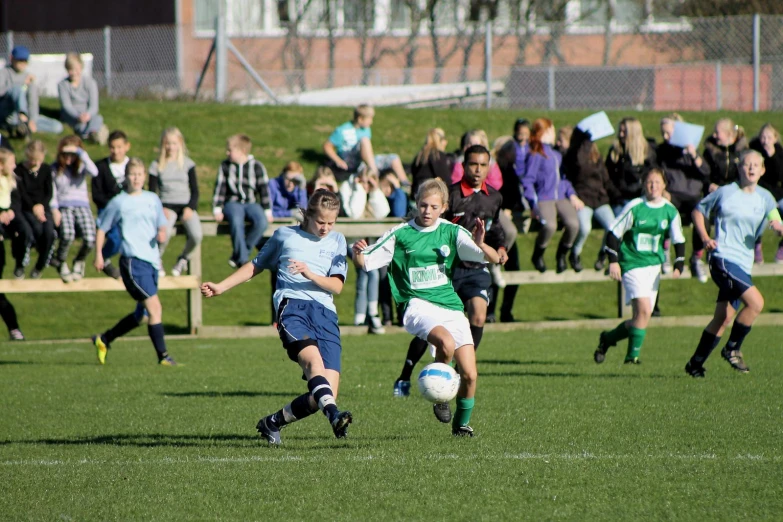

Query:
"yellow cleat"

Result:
[[92, 335, 108, 365], [159, 356, 178, 366]]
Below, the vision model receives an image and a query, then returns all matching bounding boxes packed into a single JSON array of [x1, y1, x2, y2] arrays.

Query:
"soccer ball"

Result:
[[417, 363, 460, 403]]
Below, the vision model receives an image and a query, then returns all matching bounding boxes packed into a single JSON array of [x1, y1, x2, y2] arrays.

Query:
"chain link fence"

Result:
[[0, 14, 780, 111]]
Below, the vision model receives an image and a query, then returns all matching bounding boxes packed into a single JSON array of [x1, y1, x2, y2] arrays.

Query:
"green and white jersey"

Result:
[[609, 198, 685, 272], [362, 218, 486, 312]]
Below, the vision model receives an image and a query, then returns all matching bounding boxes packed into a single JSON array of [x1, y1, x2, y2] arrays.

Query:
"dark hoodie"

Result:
[[656, 141, 710, 201], [703, 135, 748, 189], [604, 138, 657, 203], [563, 128, 620, 209], [750, 137, 783, 201]]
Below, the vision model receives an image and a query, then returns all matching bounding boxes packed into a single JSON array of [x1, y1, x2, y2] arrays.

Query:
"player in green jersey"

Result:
[[594, 168, 686, 364], [352, 178, 500, 437]]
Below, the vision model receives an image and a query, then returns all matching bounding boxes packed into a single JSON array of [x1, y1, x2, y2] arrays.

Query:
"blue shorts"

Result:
[[709, 256, 753, 310], [119, 256, 159, 302], [276, 298, 342, 372]]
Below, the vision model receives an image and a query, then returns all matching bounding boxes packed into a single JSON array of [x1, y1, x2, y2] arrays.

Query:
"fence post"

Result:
[[485, 18, 492, 109], [103, 26, 112, 97], [5, 31, 12, 56], [548, 65, 556, 110], [188, 244, 203, 334], [175, 0, 184, 92], [715, 62, 721, 111], [753, 13, 760, 112], [215, 0, 228, 103]]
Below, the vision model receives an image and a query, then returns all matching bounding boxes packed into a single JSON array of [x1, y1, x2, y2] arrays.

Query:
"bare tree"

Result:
[[280, 0, 319, 92], [428, 0, 465, 83]]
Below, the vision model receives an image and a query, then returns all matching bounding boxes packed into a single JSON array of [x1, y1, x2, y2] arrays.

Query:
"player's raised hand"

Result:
[[201, 282, 223, 297], [472, 218, 486, 246]]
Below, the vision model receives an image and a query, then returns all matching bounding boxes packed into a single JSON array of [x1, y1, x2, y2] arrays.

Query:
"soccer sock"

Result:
[[691, 330, 721, 365], [603, 321, 629, 346], [307, 375, 339, 423], [725, 321, 752, 352], [470, 325, 484, 352], [398, 338, 428, 382], [626, 327, 646, 360], [272, 392, 318, 427], [452, 397, 475, 429], [147, 323, 168, 360], [103, 313, 141, 344]]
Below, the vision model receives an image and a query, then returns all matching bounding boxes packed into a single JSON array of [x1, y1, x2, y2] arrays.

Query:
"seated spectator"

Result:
[[605, 117, 657, 217], [703, 117, 747, 193], [92, 130, 131, 279], [657, 113, 710, 282], [523, 118, 582, 274], [50, 135, 99, 283], [555, 125, 573, 155], [269, 161, 308, 218], [149, 127, 202, 277], [0, 149, 29, 280], [322, 104, 408, 183], [15, 140, 57, 279], [451, 129, 503, 190], [563, 128, 619, 273], [308, 165, 338, 195], [340, 169, 390, 334], [411, 127, 452, 198], [0, 46, 64, 137], [513, 118, 531, 181], [212, 134, 272, 268], [58, 53, 109, 145], [379, 170, 407, 218], [750, 123, 783, 263]]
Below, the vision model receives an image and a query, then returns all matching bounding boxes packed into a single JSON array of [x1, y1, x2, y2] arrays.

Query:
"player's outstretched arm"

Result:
[[201, 263, 261, 297], [472, 219, 500, 264]]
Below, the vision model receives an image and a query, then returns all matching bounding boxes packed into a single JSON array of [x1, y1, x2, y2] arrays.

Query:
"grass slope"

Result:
[[1, 328, 782, 520]]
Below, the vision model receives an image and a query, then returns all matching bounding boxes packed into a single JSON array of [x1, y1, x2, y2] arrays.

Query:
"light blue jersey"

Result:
[[98, 191, 167, 268], [252, 225, 348, 313], [329, 121, 371, 159], [697, 182, 778, 274]]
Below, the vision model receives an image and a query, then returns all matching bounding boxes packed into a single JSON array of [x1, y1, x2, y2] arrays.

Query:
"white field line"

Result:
[[1, 452, 778, 467]]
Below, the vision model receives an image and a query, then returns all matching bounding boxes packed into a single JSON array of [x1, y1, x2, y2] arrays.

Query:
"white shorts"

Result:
[[403, 298, 473, 351], [622, 265, 661, 305]]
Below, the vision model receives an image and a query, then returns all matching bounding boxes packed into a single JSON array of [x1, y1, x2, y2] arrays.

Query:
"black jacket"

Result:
[[564, 129, 620, 209], [92, 157, 124, 211], [410, 151, 453, 199], [750, 138, 783, 200], [703, 135, 748, 188], [657, 142, 710, 200], [15, 162, 54, 213], [496, 140, 522, 211], [605, 139, 657, 203], [444, 180, 504, 269]]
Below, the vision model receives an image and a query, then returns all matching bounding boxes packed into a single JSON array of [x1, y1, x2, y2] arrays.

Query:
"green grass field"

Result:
[[2, 328, 782, 520]]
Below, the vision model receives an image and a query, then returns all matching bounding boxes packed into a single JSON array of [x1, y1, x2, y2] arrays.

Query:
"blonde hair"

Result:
[[353, 104, 375, 122], [740, 149, 764, 166], [64, 52, 83, 70], [415, 178, 449, 209], [282, 161, 304, 175], [557, 126, 573, 143], [125, 157, 146, 178], [662, 113, 683, 124], [715, 118, 744, 143], [227, 134, 252, 154], [492, 136, 513, 158], [157, 127, 187, 171], [758, 123, 780, 143], [309, 166, 337, 193], [0, 149, 17, 188], [55, 135, 84, 175], [611, 117, 648, 167], [462, 129, 490, 151], [25, 139, 47, 161], [414, 128, 447, 166], [303, 188, 341, 228]]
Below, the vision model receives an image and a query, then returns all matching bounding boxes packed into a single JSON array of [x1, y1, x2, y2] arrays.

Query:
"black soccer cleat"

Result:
[[256, 415, 282, 446], [331, 410, 353, 439], [623, 357, 641, 365], [594, 332, 611, 364], [452, 425, 474, 437], [685, 360, 706, 378], [433, 402, 452, 423], [721, 347, 749, 373]]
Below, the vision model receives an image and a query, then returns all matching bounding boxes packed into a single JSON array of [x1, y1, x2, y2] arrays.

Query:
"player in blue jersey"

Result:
[[92, 158, 177, 365], [201, 189, 353, 444], [685, 150, 783, 377]]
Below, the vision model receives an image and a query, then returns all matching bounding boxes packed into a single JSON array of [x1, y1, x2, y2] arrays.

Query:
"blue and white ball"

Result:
[[417, 363, 460, 403]]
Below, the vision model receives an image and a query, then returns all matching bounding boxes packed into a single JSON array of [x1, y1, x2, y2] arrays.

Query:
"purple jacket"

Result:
[[268, 175, 307, 218], [522, 144, 575, 208], [513, 141, 528, 181]]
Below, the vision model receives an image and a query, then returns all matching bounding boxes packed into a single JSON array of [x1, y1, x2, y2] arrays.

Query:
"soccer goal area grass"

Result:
[[2, 328, 782, 519]]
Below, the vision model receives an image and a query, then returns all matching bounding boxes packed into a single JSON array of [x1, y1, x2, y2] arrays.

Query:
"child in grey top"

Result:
[[57, 53, 108, 145], [148, 127, 202, 277]]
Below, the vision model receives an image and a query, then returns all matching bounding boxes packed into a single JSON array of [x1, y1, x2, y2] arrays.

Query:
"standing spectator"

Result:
[[523, 118, 582, 273], [0, 46, 64, 137], [308, 166, 338, 196], [340, 170, 390, 333], [149, 127, 202, 277], [410, 127, 452, 199], [450, 130, 503, 190], [750, 123, 783, 263], [92, 130, 131, 279], [57, 53, 109, 145], [212, 134, 272, 268], [15, 140, 57, 279], [0, 149, 28, 279], [50, 136, 98, 283], [657, 114, 710, 282], [564, 129, 619, 273], [322, 104, 408, 183], [269, 161, 308, 218]]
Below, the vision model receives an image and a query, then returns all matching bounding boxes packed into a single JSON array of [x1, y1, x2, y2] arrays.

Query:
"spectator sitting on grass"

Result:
[[0, 46, 64, 137], [269, 161, 308, 218], [322, 104, 408, 184], [212, 134, 272, 268], [308, 166, 338, 195], [57, 52, 109, 145]]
